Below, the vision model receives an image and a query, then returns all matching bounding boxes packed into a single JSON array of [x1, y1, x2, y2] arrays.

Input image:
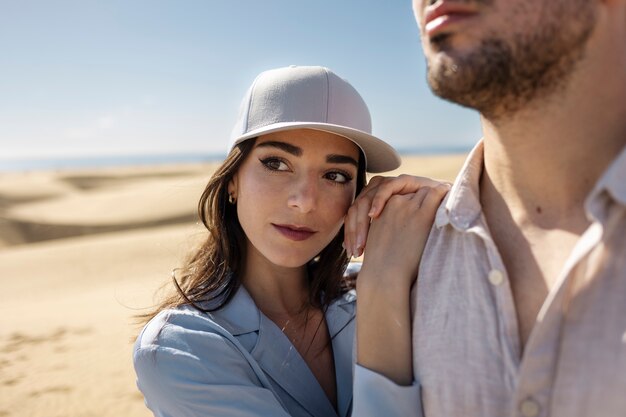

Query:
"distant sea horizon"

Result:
[[0, 145, 471, 173]]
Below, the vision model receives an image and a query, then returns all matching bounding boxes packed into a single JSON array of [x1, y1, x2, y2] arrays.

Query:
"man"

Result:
[[350, 0, 626, 415]]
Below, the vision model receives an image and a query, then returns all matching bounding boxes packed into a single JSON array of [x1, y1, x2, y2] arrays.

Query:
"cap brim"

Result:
[[231, 122, 401, 173]]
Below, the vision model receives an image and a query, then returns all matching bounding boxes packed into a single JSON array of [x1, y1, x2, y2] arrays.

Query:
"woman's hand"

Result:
[[355, 183, 449, 386], [344, 175, 449, 258], [359, 183, 449, 289]]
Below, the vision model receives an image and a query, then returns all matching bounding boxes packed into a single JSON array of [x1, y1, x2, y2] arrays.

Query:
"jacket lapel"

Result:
[[208, 287, 356, 417], [206, 286, 260, 336], [326, 291, 356, 417], [252, 313, 338, 417]]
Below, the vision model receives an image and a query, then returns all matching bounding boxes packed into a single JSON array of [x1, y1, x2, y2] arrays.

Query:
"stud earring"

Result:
[[228, 193, 236, 204]]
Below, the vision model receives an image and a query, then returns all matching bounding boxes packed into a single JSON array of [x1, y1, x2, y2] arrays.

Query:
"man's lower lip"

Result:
[[273, 225, 316, 241], [425, 14, 477, 37]]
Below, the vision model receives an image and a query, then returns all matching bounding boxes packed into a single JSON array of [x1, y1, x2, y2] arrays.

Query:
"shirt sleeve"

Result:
[[133, 326, 292, 417], [352, 364, 423, 417]]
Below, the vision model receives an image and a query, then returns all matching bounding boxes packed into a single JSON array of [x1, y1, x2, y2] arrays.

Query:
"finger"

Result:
[[353, 176, 387, 208], [350, 181, 387, 228], [354, 197, 373, 257], [365, 175, 387, 190], [343, 204, 359, 258], [420, 183, 450, 213], [369, 175, 443, 218], [347, 180, 388, 257], [409, 186, 432, 209]]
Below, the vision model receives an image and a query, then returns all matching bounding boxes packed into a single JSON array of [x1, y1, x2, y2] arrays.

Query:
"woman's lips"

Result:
[[424, 2, 478, 38], [272, 224, 317, 241]]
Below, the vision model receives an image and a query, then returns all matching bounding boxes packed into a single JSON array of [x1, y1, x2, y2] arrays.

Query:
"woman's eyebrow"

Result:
[[327, 154, 358, 167], [256, 141, 358, 167], [256, 141, 302, 156]]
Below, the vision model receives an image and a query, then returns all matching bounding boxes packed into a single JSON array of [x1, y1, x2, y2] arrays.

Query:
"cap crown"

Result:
[[231, 66, 372, 139]]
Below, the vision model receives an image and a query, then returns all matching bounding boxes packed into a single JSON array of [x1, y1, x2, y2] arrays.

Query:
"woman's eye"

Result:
[[325, 171, 351, 184], [261, 158, 289, 171]]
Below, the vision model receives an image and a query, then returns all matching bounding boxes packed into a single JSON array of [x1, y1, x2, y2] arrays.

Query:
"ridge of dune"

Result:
[[5, 175, 207, 224], [0, 163, 218, 247]]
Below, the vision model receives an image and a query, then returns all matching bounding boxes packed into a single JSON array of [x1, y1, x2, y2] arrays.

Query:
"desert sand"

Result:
[[0, 153, 467, 417]]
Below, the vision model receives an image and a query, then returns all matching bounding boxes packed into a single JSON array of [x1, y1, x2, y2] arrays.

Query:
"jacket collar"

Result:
[[206, 285, 260, 336], [208, 286, 356, 417]]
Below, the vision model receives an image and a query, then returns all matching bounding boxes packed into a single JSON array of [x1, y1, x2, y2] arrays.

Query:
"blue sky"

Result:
[[0, 0, 481, 160]]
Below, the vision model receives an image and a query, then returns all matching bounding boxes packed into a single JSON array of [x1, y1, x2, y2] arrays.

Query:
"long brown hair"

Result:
[[140, 136, 366, 323]]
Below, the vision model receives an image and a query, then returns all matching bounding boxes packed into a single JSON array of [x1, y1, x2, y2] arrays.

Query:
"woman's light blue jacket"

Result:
[[133, 286, 356, 417]]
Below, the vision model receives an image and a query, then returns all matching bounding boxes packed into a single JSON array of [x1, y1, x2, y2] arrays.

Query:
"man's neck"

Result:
[[480, 32, 626, 228]]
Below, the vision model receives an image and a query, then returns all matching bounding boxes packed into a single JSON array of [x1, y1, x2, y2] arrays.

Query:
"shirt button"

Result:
[[520, 398, 540, 417], [488, 269, 504, 286]]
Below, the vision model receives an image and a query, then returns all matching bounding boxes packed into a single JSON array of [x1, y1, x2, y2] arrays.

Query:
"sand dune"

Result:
[[0, 164, 213, 247], [0, 153, 466, 417]]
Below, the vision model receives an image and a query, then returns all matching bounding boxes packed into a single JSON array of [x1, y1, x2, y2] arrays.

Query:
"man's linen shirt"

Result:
[[353, 140, 626, 417]]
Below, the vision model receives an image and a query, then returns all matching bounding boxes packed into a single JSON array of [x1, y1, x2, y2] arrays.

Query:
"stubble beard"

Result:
[[426, 1, 597, 121]]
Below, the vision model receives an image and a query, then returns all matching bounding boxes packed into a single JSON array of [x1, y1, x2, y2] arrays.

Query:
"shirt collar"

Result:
[[586, 144, 626, 222], [435, 139, 626, 228], [435, 139, 485, 231]]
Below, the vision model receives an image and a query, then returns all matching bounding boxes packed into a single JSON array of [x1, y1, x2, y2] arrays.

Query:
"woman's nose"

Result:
[[287, 174, 318, 213]]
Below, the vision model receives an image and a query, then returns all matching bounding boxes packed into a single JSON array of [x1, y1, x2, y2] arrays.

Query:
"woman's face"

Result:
[[229, 129, 360, 269]]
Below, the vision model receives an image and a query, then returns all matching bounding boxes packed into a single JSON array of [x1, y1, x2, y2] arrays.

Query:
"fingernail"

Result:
[[368, 206, 377, 217], [356, 235, 364, 250]]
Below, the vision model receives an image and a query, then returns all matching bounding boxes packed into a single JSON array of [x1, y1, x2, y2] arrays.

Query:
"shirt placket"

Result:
[[471, 216, 523, 392], [511, 222, 605, 417]]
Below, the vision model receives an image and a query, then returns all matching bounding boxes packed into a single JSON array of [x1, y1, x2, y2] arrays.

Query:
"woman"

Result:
[[133, 65, 446, 417]]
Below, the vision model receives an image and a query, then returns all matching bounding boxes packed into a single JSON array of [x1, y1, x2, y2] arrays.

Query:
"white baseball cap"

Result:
[[230, 65, 401, 173]]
